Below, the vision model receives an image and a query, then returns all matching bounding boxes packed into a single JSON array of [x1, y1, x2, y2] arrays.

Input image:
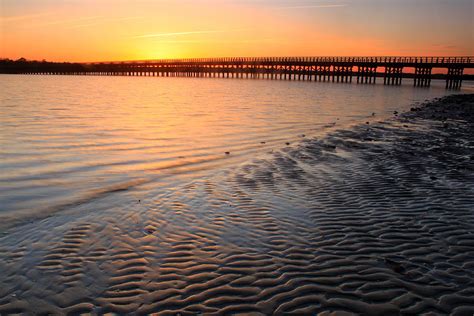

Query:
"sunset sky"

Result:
[[1, 0, 473, 62]]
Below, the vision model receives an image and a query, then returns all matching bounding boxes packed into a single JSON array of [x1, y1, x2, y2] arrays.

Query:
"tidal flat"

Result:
[[1, 94, 473, 315]]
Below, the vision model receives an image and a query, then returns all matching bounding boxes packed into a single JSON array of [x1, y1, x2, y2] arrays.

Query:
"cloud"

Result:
[[432, 44, 458, 49], [15, 15, 143, 29], [153, 38, 281, 44], [67, 22, 102, 29], [275, 4, 347, 9], [114, 16, 143, 21], [131, 30, 228, 39], [40, 16, 104, 26], [0, 12, 53, 22], [66, 16, 142, 28]]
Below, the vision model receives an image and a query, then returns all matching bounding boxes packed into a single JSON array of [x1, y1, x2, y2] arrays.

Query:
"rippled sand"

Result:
[[1, 94, 473, 315]]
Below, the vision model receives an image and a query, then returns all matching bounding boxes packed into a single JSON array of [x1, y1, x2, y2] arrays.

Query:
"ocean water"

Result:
[[1, 76, 474, 314], [0, 75, 470, 228]]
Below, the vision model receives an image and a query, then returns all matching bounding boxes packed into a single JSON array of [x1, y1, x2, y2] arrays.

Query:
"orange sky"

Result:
[[1, 0, 473, 62]]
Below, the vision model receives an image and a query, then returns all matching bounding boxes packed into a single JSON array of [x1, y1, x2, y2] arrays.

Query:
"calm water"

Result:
[[0, 75, 470, 228]]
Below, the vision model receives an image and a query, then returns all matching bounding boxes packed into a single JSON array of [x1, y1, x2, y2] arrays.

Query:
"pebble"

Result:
[[384, 258, 406, 274], [144, 227, 155, 235]]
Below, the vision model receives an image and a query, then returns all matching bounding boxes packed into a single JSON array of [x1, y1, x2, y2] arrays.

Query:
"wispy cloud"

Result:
[[17, 15, 143, 29], [1, 12, 53, 22], [153, 38, 281, 44], [67, 16, 143, 29], [40, 16, 104, 26], [67, 22, 102, 29], [131, 30, 227, 39], [114, 16, 143, 21], [275, 4, 347, 9], [432, 44, 458, 49]]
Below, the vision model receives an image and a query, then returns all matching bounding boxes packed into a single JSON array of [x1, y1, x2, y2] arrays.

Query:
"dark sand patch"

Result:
[[1, 94, 473, 315]]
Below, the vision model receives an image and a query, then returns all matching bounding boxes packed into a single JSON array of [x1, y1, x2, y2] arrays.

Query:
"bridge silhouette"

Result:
[[3, 56, 473, 89]]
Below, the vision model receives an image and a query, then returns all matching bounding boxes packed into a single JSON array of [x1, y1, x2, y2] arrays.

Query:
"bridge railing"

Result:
[[90, 56, 473, 66]]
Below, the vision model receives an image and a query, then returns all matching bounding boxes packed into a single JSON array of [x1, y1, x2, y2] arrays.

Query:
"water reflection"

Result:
[[0, 75, 464, 227]]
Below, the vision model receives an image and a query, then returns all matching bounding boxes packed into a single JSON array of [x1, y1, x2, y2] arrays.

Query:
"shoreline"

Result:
[[1, 94, 473, 314]]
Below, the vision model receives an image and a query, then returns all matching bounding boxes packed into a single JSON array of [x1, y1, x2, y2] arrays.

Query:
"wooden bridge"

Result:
[[6, 56, 474, 89]]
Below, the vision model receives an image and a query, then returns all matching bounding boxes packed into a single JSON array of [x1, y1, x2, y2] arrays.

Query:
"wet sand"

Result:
[[1, 94, 473, 315]]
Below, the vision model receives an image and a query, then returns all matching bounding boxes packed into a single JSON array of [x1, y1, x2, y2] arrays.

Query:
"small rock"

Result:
[[393, 111, 399, 115], [261, 141, 266, 144], [285, 142, 290, 146], [366, 122, 370, 125], [225, 151, 230, 155], [144, 228, 154, 235], [384, 258, 406, 274], [372, 112, 375, 116]]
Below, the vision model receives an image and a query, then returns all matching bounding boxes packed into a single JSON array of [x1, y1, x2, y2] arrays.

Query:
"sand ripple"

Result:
[[1, 94, 473, 315]]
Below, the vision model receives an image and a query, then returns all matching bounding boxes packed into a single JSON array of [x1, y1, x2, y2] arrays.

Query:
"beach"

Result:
[[1, 93, 473, 315]]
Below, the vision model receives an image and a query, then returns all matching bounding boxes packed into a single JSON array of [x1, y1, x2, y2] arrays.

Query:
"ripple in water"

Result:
[[0, 75, 466, 227]]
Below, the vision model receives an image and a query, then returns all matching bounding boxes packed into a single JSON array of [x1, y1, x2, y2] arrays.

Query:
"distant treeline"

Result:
[[0, 58, 88, 74]]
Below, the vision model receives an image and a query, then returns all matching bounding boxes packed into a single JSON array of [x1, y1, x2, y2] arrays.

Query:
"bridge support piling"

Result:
[[414, 66, 432, 87], [384, 66, 403, 85], [446, 67, 463, 89]]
